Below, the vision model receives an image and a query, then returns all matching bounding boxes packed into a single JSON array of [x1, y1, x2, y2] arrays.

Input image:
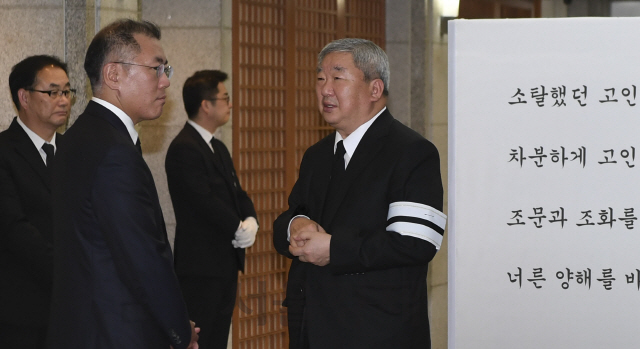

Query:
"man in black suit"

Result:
[[0, 55, 72, 349], [166, 70, 258, 349], [48, 19, 198, 349], [273, 38, 447, 349]]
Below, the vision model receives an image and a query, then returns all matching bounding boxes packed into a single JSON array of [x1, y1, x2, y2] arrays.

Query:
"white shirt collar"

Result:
[[334, 107, 386, 167], [92, 97, 139, 144], [16, 115, 57, 152], [187, 119, 215, 145]]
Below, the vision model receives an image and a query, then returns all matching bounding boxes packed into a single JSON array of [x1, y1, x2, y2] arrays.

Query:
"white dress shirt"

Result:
[[92, 97, 139, 145], [187, 119, 215, 152], [333, 106, 385, 167], [16, 115, 57, 165]]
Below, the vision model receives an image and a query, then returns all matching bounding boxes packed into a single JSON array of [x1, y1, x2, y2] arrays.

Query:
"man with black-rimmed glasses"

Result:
[[0, 54, 73, 349]]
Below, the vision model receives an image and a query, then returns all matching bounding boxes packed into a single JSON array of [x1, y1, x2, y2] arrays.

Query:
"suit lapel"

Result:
[[211, 138, 235, 184], [184, 123, 241, 212], [184, 123, 228, 178], [89, 101, 153, 173], [320, 110, 393, 226], [7, 118, 51, 189], [88, 101, 131, 139], [311, 137, 335, 225], [89, 101, 160, 191], [87, 102, 169, 242], [210, 138, 243, 212]]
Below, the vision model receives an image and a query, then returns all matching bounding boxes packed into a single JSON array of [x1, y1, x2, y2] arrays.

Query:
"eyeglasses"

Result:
[[206, 96, 231, 105], [112, 62, 173, 79], [27, 88, 76, 100]]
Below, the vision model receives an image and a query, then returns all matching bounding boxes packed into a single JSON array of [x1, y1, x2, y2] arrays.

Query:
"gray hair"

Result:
[[318, 38, 389, 96]]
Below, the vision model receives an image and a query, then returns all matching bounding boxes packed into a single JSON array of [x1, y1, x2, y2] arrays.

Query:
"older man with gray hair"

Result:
[[273, 38, 446, 349]]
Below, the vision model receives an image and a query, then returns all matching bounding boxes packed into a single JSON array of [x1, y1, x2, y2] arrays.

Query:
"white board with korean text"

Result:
[[449, 17, 640, 349]]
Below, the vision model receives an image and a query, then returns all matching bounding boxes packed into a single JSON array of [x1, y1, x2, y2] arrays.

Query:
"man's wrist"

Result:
[[287, 215, 309, 241]]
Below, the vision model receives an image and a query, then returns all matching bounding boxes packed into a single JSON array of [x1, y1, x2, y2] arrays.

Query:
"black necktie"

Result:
[[135, 138, 142, 154], [330, 140, 346, 182], [210, 138, 227, 172], [321, 140, 347, 224], [42, 143, 55, 167]]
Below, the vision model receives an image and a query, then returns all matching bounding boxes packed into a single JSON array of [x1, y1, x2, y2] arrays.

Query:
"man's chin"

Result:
[[322, 115, 340, 128], [140, 109, 165, 123], [52, 116, 69, 128]]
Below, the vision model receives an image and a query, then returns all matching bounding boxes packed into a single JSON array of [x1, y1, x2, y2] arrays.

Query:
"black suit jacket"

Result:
[[48, 101, 192, 349], [0, 117, 57, 327], [165, 122, 257, 279], [273, 110, 445, 349]]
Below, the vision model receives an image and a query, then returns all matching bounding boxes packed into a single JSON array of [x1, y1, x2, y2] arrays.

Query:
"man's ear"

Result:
[[17, 89, 29, 110], [102, 63, 120, 90], [370, 78, 384, 102], [200, 99, 210, 113]]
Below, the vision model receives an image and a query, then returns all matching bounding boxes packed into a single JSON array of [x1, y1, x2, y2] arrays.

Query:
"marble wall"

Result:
[[0, 0, 66, 130], [0, 0, 232, 245]]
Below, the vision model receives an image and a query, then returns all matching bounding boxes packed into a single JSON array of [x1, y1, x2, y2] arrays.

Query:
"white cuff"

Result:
[[287, 215, 310, 241]]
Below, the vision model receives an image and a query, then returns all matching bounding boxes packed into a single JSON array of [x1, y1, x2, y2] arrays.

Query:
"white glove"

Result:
[[231, 221, 243, 248], [232, 217, 258, 248]]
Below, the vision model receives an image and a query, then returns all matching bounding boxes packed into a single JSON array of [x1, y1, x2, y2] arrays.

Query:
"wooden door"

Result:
[[459, 0, 541, 18]]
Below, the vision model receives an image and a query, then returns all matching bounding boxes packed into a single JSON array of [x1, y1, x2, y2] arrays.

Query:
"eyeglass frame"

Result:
[[111, 61, 173, 79], [27, 88, 77, 99], [205, 96, 231, 105]]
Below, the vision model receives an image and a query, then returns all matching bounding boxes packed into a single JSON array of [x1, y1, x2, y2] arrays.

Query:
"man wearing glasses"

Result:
[[166, 70, 258, 349], [47, 19, 198, 349], [0, 55, 72, 349]]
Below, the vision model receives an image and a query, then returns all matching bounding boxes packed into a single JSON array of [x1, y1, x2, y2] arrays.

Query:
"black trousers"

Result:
[[178, 275, 237, 349], [0, 323, 47, 349]]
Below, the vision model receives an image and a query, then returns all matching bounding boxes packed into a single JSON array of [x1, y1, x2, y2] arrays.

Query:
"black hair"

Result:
[[182, 70, 228, 119], [84, 19, 161, 91], [9, 55, 68, 110]]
